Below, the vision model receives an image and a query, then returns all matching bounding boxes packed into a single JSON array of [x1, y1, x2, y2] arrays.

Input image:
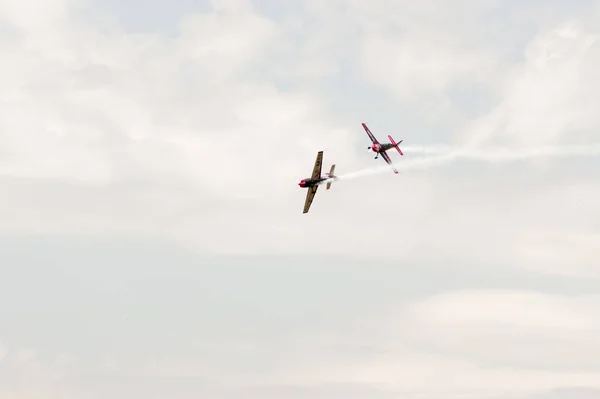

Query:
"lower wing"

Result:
[[380, 152, 399, 174], [303, 185, 319, 213]]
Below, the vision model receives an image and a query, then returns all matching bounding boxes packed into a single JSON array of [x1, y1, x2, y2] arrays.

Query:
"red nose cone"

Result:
[[298, 179, 305, 187]]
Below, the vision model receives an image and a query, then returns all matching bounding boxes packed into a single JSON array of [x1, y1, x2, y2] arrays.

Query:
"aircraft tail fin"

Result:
[[388, 135, 403, 156], [326, 164, 336, 190]]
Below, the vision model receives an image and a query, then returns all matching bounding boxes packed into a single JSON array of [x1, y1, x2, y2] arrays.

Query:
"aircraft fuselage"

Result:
[[368, 143, 396, 153], [298, 177, 327, 188]]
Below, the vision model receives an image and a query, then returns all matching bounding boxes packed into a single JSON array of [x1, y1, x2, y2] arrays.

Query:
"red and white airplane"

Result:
[[362, 122, 403, 174]]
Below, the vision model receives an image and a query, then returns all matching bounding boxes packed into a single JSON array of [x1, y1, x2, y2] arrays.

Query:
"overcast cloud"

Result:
[[1, 0, 600, 398]]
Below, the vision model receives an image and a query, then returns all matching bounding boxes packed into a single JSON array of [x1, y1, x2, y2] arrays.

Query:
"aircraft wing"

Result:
[[362, 122, 379, 144], [303, 185, 318, 213], [380, 151, 399, 174], [311, 151, 323, 180]]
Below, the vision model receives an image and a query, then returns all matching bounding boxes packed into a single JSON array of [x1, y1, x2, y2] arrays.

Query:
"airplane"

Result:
[[362, 122, 403, 174], [298, 150, 338, 214]]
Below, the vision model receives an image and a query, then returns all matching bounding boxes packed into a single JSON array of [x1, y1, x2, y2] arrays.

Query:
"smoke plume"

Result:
[[334, 143, 600, 181]]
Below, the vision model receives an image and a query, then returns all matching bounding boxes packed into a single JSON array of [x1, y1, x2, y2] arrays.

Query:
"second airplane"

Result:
[[362, 122, 404, 174]]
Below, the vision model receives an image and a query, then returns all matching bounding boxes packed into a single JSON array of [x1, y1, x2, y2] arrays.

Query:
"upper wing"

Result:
[[362, 122, 379, 144], [380, 151, 399, 174], [311, 151, 323, 180], [303, 185, 318, 213]]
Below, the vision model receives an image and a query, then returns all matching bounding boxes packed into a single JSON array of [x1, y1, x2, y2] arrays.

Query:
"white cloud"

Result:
[[0, 0, 71, 31], [399, 290, 600, 372], [269, 289, 600, 397], [516, 229, 600, 278], [0, 0, 357, 195], [3, 0, 600, 397], [1, 0, 599, 266], [360, 30, 495, 100], [461, 21, 600, 147], [302, 0, 501, 104], [0, 346, 76, 399], [531, 388, 600, 399]]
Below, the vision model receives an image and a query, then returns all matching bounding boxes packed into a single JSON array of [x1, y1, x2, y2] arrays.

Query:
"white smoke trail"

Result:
[[453, 143, 600, 162], [334, 143, 600, 182]]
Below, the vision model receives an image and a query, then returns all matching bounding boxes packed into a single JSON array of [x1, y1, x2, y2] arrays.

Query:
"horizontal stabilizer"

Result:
[[326, 164, 336, 190], [388, 135, 403, 156]]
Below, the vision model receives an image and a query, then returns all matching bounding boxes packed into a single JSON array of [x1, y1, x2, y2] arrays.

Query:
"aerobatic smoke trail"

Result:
[[334, 143, 600, 182]]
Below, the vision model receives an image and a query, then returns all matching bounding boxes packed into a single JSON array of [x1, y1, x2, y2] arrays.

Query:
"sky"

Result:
[[1, 0, 600, 397]]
